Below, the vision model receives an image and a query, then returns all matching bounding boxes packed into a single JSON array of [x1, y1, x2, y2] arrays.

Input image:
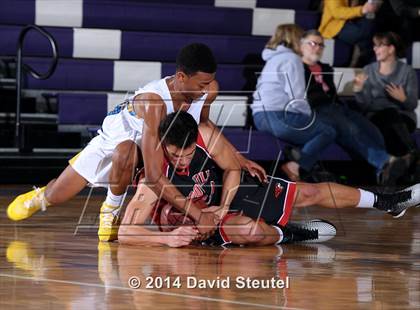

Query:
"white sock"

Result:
[[356, 189, 376, 209], [271, 225, 284, 244], [105, 187, 125, 208]]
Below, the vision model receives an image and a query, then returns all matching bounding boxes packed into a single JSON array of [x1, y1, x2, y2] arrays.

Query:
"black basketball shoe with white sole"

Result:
[[280, 219, 337, 244], [374, 184, 420, 218]]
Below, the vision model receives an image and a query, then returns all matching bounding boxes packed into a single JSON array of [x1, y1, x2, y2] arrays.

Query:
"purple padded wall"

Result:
[[0, 26, 73, 58], [162, 63, 261, 91], [295, 11, 320, 30], [256, 0, 312, 10], [122, 31, 266, 63], [0, 0, 34, 25], [417, 70, 420, 97], [83, 1, 252, 35], [25, 58, 113, 91], [58, 93, 107, 125], [88, 0, 215, 6], [333, 40, 353, 67]]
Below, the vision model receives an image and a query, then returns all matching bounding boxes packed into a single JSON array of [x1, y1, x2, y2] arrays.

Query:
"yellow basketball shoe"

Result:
[[98, 202, 120, 242], [7, 186, 49, 221]]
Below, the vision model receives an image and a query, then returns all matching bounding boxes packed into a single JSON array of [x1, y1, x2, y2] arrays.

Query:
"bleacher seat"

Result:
[[410, 42, 420, 69], [58, 93, 107, 125], [57, 91, 353, 161], [257, 0, 313, 10], [121, 31, 266, 63], [83, 1, 254, 36], [23, 58, 258, 91], [216, 0, 313, 10], [0, 0, 319, 36], [1, 0, 419, 163], [0, 24, 358, 67], [21, 56, 420, 96], [58, 93, 248, 126], [0, 25, 268, 63], [0, 25, 74, 58]]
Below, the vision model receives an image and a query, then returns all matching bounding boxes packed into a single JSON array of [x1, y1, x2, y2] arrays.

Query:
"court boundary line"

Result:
[[0, 273, 305, 310]]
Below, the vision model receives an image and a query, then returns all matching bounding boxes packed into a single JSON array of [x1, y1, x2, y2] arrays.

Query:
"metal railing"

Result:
[[15, 25, 58, 152]]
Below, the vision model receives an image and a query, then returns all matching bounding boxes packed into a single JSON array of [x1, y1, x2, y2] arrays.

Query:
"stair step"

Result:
[[0, 151, 77, 184], [0, 78, 16, 86], [0, 112, 57, 125]]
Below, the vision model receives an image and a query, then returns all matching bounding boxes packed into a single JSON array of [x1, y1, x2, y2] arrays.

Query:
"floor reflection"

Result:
[[1, 209, 419, 309]]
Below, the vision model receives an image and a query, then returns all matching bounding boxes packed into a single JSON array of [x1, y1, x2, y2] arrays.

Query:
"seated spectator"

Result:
[[300, 29, 411, 184], [376, 0, 420, 44], [319, 0, 379, 67], [354, 32, 418, 157], [251, 24, 337, 181]]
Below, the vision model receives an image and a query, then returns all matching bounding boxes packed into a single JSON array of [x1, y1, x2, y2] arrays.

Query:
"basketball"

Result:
[[159, 204, 194, 232], [159, 200, 208, 232]]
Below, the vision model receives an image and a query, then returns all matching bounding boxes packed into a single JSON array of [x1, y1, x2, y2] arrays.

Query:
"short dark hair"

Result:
[[158, 111, 198, 149], [373, 32, 406, 58], [176, 43, 217, 75]]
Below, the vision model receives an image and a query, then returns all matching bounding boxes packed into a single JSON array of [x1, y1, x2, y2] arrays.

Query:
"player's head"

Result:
[[300, 29, 325, 63], [373, 32, 405, 61], [175, 43, 217, 101], [266, 24, 304, 55], [158, 111, 198, 170]]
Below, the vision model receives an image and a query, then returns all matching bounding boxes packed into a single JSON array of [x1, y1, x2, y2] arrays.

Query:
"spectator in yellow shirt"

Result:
[[319, 0, 379, 67]]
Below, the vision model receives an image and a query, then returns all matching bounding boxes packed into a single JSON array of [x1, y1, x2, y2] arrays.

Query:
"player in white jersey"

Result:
[[72, 76, 207, 186], [7, 43, 267, 241]]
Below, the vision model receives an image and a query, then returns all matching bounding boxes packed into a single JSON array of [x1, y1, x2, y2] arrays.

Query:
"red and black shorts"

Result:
[[203, 173, 296, 246], [231, 173, 296, 226]]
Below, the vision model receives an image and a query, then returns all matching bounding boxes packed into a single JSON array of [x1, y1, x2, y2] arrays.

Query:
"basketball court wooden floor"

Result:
[[0, 186, 419, 309]]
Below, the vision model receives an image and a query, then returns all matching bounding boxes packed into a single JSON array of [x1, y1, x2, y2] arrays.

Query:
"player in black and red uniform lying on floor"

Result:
[[118, 111, 420, 247]]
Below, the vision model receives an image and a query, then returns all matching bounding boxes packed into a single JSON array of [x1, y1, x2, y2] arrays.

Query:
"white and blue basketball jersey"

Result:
[[133, 76, 207, 124], [70, 77, 208, 186], [99, 77, 207, 145]]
